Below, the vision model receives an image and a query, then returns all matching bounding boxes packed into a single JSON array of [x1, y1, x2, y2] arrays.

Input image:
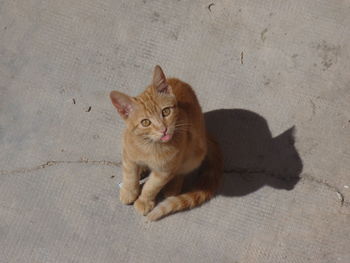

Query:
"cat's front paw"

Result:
[[119, 187, 140, 205], [134, 198, 155, 216]]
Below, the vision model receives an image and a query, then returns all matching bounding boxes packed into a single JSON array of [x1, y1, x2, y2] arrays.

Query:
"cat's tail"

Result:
[[147, 134, 223, 221]]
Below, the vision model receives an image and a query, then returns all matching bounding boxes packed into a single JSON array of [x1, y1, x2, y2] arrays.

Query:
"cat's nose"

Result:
[[161, 127, 168, 134]]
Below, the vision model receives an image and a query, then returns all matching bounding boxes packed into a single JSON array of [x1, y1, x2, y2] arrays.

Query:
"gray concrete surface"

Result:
[[1, 0, 350, 262]]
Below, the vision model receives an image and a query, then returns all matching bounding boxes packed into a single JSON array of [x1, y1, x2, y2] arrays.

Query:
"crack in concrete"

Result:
[[2, 161, 348, 208], [0, 159, 121, 176], [223, 168, 349, 207], [223, 167, 299, 183], [301, 173, 348, 207], [224, 167, 265, 175]]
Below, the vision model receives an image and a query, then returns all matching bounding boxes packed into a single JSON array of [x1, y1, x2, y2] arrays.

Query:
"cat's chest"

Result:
[[136, 146, 180, 171]]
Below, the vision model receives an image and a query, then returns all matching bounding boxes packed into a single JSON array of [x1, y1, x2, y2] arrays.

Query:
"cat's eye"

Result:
[[141, 119, 151, 127], [162, 107, 171, 117]]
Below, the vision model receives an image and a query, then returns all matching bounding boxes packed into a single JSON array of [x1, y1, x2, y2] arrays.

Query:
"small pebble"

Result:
[[336, 192, 343, 201], [344, 185, 349, 189]]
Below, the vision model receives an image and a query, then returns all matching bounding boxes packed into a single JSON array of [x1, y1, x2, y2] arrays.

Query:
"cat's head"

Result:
[[110, 65, 178, 143]]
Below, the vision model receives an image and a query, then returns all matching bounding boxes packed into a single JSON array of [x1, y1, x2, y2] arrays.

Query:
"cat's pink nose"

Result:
[[161, 127, 168, 134]]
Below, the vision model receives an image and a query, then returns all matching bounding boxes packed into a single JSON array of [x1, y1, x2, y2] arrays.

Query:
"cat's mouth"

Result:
[[160, 133, 173, 142]]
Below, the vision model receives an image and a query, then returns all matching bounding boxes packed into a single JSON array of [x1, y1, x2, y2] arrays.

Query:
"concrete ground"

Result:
[[1, 0, 350, 262]]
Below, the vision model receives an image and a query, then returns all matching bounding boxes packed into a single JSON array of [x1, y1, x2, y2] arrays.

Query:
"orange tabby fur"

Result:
[[110, 65, 223, 221]]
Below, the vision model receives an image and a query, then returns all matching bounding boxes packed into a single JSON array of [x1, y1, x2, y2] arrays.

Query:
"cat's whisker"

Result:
[[174, 129, 189, 134], [175, 126, 190, 130], [175, 126, 191, 130], [174, 127, 190, 131], [175, 123, 192, 127]]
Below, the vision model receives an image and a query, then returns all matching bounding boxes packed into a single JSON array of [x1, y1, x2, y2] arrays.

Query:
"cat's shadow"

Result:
[[203, 109, 303, 196]]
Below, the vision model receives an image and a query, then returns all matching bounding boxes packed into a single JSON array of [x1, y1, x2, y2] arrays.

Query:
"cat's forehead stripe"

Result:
[[136, 90, 159, 114]]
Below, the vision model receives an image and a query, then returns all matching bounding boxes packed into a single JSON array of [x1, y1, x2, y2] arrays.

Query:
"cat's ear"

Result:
[[110, 91, 135, 120], [153, 65, 172, 94]]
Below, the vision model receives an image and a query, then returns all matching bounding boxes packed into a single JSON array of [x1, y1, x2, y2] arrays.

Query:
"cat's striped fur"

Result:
[[110, 65, 223, 221]]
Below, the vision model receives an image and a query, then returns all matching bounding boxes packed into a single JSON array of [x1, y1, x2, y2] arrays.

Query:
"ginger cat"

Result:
[[110, 65, 223, 221]]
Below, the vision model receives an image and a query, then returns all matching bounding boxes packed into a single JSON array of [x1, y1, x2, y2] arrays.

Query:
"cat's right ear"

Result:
[[153, 65, 172, 94], [110, 91, 135, 120]]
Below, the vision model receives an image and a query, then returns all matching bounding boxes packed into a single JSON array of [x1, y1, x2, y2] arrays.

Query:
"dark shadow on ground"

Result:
[[204, 109, 303, 197]]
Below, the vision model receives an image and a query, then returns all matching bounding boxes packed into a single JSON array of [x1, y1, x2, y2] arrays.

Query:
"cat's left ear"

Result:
[[109, 91, 135, 120], [153, 65, 172, 94]]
